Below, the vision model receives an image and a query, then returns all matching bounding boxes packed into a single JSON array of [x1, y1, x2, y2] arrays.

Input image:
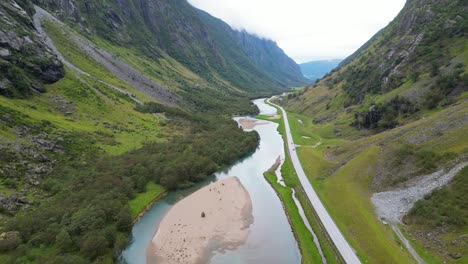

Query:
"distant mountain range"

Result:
[[299, 59, 342, 81]]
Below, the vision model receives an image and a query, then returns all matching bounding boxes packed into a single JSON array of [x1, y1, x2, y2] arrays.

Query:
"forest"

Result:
[[3, 104, 259, 263]]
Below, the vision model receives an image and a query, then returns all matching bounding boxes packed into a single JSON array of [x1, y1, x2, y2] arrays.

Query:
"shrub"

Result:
[[404, 166, 468, 228], [353, 96, 418, 129], [80, 234, 108, 260]]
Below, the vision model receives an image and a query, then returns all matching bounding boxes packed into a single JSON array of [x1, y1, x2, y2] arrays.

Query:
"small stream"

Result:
[[120, 99, 301, 264]]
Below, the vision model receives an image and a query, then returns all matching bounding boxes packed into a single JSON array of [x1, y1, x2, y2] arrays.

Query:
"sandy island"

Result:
[[146, 177, 253, 264], [238, 118, 268, 129]]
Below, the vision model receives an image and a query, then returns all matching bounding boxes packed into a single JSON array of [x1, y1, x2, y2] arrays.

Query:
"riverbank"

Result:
[[146, 177, 253, 264], [264, 167, 324, 264], [130, 182, 168, 223], [238, 117, 268, 129], [258, 99, 344, 264]]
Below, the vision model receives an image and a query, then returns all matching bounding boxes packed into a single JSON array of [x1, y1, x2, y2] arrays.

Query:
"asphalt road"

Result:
[[268, 98, 362, 264]]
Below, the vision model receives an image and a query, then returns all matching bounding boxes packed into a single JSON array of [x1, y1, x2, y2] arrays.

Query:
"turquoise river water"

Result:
[[120, 99, 301, 264]]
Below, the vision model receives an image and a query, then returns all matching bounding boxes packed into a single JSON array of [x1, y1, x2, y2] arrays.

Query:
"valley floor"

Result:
[[276, 96, 468, 263]]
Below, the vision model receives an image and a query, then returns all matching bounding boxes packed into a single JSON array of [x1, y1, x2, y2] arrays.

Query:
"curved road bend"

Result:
[[268, 98, 361, 264]]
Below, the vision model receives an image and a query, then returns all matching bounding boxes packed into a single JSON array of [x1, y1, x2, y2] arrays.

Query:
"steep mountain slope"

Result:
[[196, 9, 309, 87], [300, 59, 342, 81], [32, 0, 307, 95], [0, 0, 64, 98], [281, 0, 467, 262], [0, 0, 301, 262]]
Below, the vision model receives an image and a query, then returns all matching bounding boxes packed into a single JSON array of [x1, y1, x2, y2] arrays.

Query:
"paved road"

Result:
[[268, 98, 362, 264]]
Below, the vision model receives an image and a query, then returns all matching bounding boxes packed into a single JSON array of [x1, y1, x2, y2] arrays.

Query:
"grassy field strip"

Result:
[[270, 98, 362, 263], [257, 104, 344, 264], [129, 182, 167, 220], [282, 108, 417, 263], [291, 187, 327, 263], [264, 170, 324, 264], [272, 152, 327, 263]]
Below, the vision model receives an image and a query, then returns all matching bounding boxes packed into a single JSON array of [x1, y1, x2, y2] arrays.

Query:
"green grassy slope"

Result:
[[0, 2, 260, 262], [280, 0, 467, 261]]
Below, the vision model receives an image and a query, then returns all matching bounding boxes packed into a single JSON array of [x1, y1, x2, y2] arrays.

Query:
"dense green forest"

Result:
[[3, 106, 259, 263]]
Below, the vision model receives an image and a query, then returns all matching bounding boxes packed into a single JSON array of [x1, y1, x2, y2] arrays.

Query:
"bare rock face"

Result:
[[0, 0, 64, 98], [333, 0, 466, 105]]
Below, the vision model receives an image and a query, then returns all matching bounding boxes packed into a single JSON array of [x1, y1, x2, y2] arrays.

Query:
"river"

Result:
[[120, 99, 301, 264]]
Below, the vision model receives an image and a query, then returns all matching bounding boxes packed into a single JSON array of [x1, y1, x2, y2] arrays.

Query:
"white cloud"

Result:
[[188, 0, 406, 63]]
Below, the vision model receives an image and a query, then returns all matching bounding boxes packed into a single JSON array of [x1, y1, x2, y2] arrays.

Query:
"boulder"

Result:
[[0, 78, 11, 91], [0, 231, 21, 252], [0, 48, 11, 58]]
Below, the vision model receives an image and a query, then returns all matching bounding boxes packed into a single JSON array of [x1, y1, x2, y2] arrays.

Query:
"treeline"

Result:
[[113, 117, 260, 191], [4, 110, 259, 263]]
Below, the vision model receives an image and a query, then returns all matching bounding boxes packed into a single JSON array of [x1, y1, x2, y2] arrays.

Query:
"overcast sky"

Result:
[[187, 0, 406, 63]]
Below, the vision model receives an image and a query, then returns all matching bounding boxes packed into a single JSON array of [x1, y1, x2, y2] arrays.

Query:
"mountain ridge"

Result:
[[32, 0, 307, 95]]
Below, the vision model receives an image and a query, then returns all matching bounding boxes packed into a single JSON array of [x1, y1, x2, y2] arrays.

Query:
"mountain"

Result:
[[0, 0, 64, 98], [281, 0, 467, 262], [0, 0, 304, 262], [32, 0, 307, 95], [299, 59, 342, 81], [2, 0, 307, 113], [197, 9, 309, 87]]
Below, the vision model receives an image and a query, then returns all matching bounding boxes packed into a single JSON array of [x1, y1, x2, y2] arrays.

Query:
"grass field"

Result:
[[305, 146, 414, 263], [36, 20, 178, 155], [42, 20, 151, 101], [129, 182, 166, 219], [261, 99, 417, 263], [288, 113, 415, 263]]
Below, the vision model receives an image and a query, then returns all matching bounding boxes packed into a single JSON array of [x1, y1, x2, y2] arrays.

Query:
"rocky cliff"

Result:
[[333, 0, 466, 104], [0, 0, 63, 98]]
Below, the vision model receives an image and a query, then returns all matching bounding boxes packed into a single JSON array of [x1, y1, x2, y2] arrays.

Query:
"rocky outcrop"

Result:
[[0, 114, 65, 206], [0, 0, 64, 98], [331, 0, 466, 104], [234, 30, 306, 87], [0, 194, 37, 212]]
